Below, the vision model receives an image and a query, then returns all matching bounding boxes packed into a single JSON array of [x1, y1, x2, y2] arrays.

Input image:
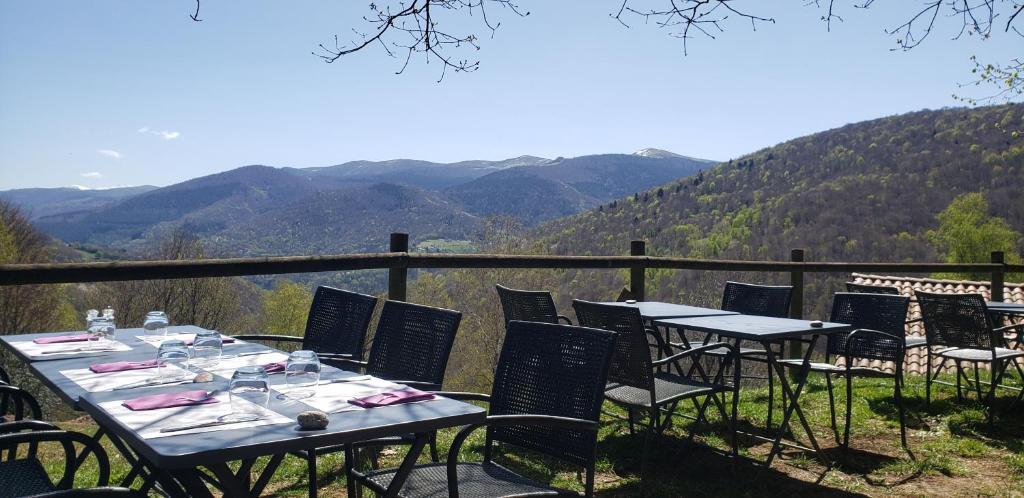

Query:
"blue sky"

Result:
[[0, 1, 1019, 190]]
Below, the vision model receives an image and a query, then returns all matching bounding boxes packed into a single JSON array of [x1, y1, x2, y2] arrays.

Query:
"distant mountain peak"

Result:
[[634, 148, 684, 159]]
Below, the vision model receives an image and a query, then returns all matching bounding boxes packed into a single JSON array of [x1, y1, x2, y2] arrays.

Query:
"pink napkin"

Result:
[[122, 390, 219, 411], [349, 388, 436, 408], [90, 359, 160, 373], [34, 334, 92, 344], [263, 362, 286, 374], [182, 336, 235, 346]]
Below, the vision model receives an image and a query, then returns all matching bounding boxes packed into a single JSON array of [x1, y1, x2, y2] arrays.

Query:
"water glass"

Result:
[[156, 339, 191, 380], [143, 311, 170, 337], [86, 318, 115, 349], [227, 366, 270, 421], [191, 330, 223, 368], [282, 350, 320, 399]]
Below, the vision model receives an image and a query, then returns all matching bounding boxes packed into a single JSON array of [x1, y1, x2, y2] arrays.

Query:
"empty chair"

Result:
[[573, 300, 739, 470], [916, 291, 1024, 425], [846, 281, 926, 350], [349, 320, 617, 497], [302, 300, 463, 498], [0, 419, 141, 497], [780, 292, 912, 448], [234, 285, 378, 366], [496, 284, 572, 324]]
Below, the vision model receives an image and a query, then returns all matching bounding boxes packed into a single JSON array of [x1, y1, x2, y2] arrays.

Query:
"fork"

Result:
[[176, 390, 222, 402]]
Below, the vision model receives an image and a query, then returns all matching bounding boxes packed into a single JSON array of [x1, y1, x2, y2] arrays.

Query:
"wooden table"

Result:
[[1, 327, 486, 497], [655, 315, 853, 466]]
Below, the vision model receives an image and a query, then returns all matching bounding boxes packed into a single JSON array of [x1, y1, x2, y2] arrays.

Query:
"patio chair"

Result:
[[496, 284, 572, 324], [780, 292, 911, 448], [301, 300, 462, 498], [680, 281, 792, 430], [349, 319, 617, 498], [915, 291, 1024, 426], [234, 285, 378, 367], [845, 282, 926, 350], [573, 300, 739, 472], [0, 420, 141, 497]]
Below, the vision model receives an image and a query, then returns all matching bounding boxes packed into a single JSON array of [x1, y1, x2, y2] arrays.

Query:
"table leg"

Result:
[[384, 433, 429, 498], [764, 335, 823, 467]]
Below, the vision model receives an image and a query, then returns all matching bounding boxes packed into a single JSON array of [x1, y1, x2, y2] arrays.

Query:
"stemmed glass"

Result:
[[224, 366, 270, 422], [156, 339, 191, 380], [280, 350, 320, 400]]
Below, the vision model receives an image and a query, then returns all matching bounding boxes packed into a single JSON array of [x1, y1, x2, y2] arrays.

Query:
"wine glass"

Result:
[[225, 366, 270, 422], [143, 311, 170, 338], [281, 350, 320, 400], [191, 329, 223, 368], [156, 339, 191, 380]]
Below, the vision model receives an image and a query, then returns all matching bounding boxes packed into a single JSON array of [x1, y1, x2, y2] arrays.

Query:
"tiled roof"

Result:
[[846, 273, 1023, 375]]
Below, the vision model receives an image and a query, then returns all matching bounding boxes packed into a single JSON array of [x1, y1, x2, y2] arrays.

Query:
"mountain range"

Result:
[[1, 150, 713, 256]]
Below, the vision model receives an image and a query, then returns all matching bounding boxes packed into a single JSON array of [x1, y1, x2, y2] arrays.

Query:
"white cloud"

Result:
[[80, 171, 103, 178], [159, 130, 181, 140], [137, 126, 150, 133], [96, 149, 122, 159]]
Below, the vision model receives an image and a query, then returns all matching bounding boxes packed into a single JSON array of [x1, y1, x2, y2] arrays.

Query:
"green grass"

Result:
[[16, 371, 1024, 497]]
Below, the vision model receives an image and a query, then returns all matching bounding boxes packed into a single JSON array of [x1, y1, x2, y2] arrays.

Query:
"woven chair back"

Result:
[[496, 284, 561, 324], [827, 292, 910, 361], [721, 281, 793, 318], [365, 300, 462, 388], [301, 286, 378, 360], [915, 291, 995, 350], [488, 320, 616, 468], [572, 300, 654, 391]]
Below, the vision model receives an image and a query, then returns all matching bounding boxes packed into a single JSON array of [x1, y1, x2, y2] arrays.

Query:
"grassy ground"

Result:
[[24, 370, 1024, 497]]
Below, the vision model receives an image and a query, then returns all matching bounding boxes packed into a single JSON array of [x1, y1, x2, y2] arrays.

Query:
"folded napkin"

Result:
[[122, 390, 219, 411], [90, 359, 160, 373], [263, 362, 286, 374], [182, 336, 236, 346], [349, 388, 435, 408], [33, 334, 92, 344]]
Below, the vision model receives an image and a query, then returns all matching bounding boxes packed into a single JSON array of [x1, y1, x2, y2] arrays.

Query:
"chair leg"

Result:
[[428, 431, 439, 462], [973, 362, 984, 403], [826, 374, 839, 444], [895, 370, 908, 450], [843, 373, 853, 448], [306, 448, 318, 498], [955, 360, 963, 401], [986, 360, 1006, 429], [925, 350, 933, 409], [766, 362, 775, 432], [627, 407, 636, 436], [345, 445, 357, 498], [585, 467, 595, 498]]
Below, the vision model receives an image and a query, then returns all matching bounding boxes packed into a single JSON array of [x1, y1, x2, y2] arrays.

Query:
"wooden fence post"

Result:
[[992, 251, 1005, 303], [788, 249, 805, 359], [388, 233, 409, 302], [631, 240, 646, 302]]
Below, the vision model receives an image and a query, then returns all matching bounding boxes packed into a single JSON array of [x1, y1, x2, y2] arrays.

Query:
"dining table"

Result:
[[654, 314, 853, 466], [0, 326, 486, 497]]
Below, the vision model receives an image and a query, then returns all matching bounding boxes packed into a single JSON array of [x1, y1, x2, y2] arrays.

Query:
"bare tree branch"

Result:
[[614, 1, 776, 55], [190, 0, 202, 22]]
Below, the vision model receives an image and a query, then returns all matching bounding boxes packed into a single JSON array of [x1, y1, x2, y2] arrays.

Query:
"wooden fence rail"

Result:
[[0, 233, 1018, 305]]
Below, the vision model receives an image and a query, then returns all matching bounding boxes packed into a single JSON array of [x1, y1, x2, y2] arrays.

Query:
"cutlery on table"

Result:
[[160, 416, 263, 433], [113, 371, 214, 390], [322, 375, 372, 384], [41, 347, 119, 355]]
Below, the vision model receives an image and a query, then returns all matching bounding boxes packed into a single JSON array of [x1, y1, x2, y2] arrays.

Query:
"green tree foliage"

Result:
[[0, 201, 78, 334], [928, 192, 1023, 280], [260, 280, 314, 336]]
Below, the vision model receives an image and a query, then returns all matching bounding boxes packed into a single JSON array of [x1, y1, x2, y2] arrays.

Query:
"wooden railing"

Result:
[[1, 233, 1019, 317]]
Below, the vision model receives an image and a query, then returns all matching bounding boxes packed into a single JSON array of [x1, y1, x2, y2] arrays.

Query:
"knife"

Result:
[[41, 347, 119, 355], [112, 378, 191, 390], [160, 417, 263, 433], [323, 375, 372, 384]]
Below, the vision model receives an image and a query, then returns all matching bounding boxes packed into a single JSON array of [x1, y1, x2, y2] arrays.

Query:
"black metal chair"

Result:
[[303, 300, 462, 498], [573, 300, 739, 471], [679, 281, 792, 430], [496, 284, 572, 325], [915, 291, 1024, 426], [846, 281, 927, 350], [0, 384, 43, 423], [780, 292, 911, 448], [350, 320, 618, 498], [234, 285, 378, 366], [0, 420, 141, 497]]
